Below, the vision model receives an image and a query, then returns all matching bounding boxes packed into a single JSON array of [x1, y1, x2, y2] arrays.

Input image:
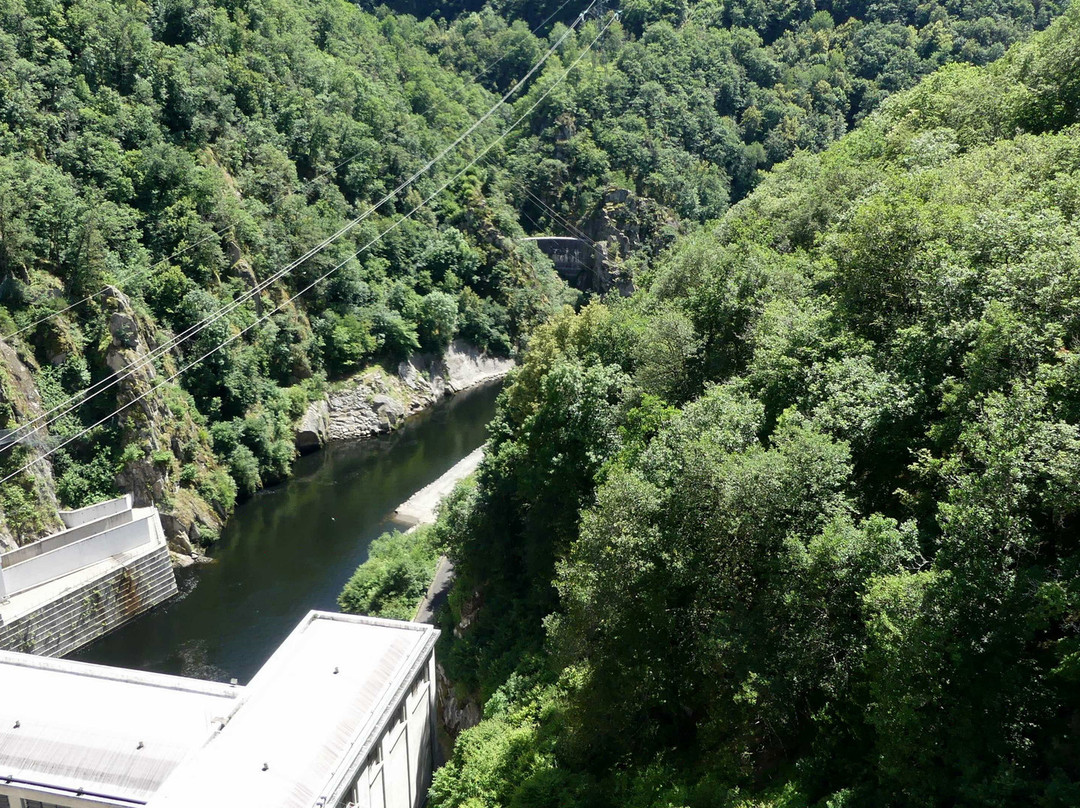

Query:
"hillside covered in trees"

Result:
[[418, 4, 1080, 807], [400, 0, 1067, 244], [1, 0, 1060, 548], [0, 0, 577, 544], [0, 0, 1077, 801]]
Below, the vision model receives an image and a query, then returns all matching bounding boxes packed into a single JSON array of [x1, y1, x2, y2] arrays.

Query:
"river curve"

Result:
[[71, 381, 501, 683]]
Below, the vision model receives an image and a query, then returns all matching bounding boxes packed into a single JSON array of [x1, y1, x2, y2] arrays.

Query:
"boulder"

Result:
[[372, 394, 406, 427], [295, 400, 330, 454]]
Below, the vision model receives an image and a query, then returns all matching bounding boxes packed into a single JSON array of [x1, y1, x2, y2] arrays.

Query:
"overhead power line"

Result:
[[0, 8, 597, 456], [0, 11, 617, 490], [0, 0, 593, 343], [466, 0, 579, 86], [516, 180, 597, 245]]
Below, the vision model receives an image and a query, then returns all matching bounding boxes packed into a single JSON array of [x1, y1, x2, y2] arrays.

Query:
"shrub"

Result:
[[151, 449, 175, 467], [55, 454, 116, 508], [197, 468, 237, 514], [227, 445, 261, 498], [338, 526, 440, 620], [118, 442, 145, 469]]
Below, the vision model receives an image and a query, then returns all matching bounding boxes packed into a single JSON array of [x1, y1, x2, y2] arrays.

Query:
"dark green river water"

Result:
[[71, 381, 501, 683]]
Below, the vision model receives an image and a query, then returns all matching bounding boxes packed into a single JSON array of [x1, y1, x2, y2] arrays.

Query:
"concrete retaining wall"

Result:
[[1, 513, 158, 597], [0, 543, 177, 657], [58, 494, 133, 529], [1, 508, 134, 567]]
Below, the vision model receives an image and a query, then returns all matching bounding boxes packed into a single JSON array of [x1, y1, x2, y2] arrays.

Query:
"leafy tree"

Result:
[[429, 8, 1080, 806]]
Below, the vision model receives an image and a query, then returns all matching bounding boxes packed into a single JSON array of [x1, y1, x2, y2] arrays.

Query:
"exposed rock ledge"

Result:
[[295, 340, 513, 452]]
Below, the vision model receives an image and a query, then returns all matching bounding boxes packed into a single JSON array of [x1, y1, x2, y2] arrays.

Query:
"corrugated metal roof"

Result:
[[147, 612, 437, 808], [0, 652, 240, 804]]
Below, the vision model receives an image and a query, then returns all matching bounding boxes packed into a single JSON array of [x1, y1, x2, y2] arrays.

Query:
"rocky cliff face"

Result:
[[433, 590, 485, 759], [0, 340, 63, 551], [295, 340, 513, 450], [101, 287, 225, 554], [436, 660, 482, 750], [583, 188, 682, 295], [104, 286, 168, 508], [0, 291, 226, 556]]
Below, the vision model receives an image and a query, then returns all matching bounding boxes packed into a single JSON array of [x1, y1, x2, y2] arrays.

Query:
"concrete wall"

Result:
[[1, 509, 134, 567], [1, 513, 159, 598], [342, 658, 435, 808], [58, 495, 132, 529], [0, 543, 177, 657]]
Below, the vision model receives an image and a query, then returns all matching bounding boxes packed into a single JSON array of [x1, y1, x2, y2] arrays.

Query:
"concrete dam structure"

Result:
[[0, 495, 177, 657], [0, 611, 439, 808]]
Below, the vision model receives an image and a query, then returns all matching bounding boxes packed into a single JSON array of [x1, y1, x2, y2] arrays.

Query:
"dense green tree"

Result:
[[427, 7, 1080, 807]]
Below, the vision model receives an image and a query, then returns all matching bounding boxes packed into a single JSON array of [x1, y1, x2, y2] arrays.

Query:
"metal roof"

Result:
[[147, 612, 437, 808], [0, 612, 436, 808], [0, 652, 240, 804]]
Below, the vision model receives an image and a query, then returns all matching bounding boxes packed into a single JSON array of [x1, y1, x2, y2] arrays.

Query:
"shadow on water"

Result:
[[71, 381, 503, 684]]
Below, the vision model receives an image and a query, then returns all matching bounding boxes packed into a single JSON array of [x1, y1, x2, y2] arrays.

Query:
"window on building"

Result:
[[23, 801, 68, 808], [366, 744, 383, 769], [0, 795, 8, 808], [411, 668, 429, 699]]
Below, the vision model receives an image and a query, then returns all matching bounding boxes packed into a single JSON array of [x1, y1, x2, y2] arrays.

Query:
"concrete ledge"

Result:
[[58, 494, 133, 528], [2, 510, 162, 597], [0, 542, 178, 657], [1, 508, 135, 567], [394, 446, 484, 527]]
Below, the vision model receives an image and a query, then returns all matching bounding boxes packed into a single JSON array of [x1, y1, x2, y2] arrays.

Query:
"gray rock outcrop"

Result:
[[295, 400, 330, 454], [299, 340, 514, 446], [439, 340, 516, 392], [101, 287, 226, 552], [0, 340, 63, 550]]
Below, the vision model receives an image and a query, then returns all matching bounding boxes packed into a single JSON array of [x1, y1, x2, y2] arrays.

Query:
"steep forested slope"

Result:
[[427, 5, 1080, 806], [1, 0, 1057, 551], [402, 0, 1066, 252], [0, 0, 580, 546]]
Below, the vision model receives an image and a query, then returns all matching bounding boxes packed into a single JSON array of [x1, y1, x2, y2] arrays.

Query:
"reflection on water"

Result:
[[71, 381, 502, 683]]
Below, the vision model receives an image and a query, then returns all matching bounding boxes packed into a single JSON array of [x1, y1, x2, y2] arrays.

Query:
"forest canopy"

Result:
[[0, 0, 1065, 537], [423, 4, 1080, 806], [0, 0, 581, 533], [0, 0, 1077, 801]]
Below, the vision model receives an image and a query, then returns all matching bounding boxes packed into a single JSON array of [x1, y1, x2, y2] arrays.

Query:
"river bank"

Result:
[[394, 446, 483, 621], [295, 340, 513, 452], [72, 382, 503, 682], [395, 446, 484, 528], [166, 341, 511, 567]]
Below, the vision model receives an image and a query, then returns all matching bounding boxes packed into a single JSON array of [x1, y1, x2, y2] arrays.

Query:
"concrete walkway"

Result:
[[391, 446, 485, 624], [393, 446, 484, 527], [414, 556, 455, 625]]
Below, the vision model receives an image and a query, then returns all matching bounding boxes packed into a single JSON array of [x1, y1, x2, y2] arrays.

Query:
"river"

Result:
[[71, 381, 501, 683]]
